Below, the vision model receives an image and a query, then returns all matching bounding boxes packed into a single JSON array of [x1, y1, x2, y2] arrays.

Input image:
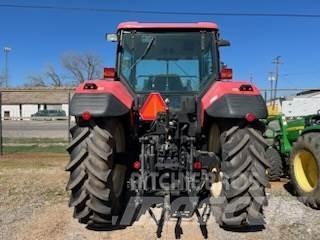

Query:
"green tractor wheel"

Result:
[[290, 132, 320, 209], [266, 147, 283, 181]]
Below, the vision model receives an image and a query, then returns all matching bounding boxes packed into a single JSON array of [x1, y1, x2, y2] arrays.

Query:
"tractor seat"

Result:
[[144, 74, 185, 91]]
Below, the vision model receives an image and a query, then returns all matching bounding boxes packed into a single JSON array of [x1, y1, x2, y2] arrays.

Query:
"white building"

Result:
[[281, 90, 320, 117], [1, 88, 73, 120]]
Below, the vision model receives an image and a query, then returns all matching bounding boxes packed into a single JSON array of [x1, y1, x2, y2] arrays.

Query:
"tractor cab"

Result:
[[108, 22, 229, 95], [107, 22, 232, 116]]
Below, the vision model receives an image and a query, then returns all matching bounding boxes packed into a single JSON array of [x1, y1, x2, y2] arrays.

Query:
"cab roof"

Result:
[[117, 22, 219, 30]]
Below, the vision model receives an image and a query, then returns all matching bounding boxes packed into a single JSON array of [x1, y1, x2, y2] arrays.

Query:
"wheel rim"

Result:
[[113, 164, 126, 198], [113, 124, 126, 198], [293, 149, 318, 193], [208, 124, 220, 153]]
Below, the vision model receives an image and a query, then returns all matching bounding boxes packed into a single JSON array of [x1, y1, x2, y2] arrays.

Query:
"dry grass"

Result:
[[0, 153, 66, 175], [0, 153, 68, 206], [0, 153, 69, 240], [0, 152, 67, 168]]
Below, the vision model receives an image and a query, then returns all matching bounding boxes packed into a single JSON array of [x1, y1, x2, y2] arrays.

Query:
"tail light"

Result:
[[82, 111, 92, 121], [104, 67, 116, 78], [245, 112, 257, 122], [220, 68, 233, 79], [193, 161, 202, 170], [133, 161, 141, 170]]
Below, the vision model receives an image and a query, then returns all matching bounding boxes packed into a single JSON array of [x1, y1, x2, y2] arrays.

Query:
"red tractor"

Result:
[[66, 22, 270, 231]]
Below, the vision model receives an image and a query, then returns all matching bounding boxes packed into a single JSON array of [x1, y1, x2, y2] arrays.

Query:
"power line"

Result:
[[1, 3, 320, 18], [281, 72, 319, 76]]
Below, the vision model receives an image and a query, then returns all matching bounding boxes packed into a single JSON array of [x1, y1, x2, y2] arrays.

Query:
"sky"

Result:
[[0, 0, 320, 90]]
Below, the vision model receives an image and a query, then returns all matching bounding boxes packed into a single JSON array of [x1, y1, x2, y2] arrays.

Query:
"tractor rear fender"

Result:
[[200, 81, 267, 125], [70, 80, 133, 117], [301, 126, 320, 135]]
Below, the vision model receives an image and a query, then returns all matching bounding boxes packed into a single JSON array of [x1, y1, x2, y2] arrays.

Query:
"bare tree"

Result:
[[23, 52, 103, 87], [26, 74, 46, 87], [62, 52, 103, 84], [46, 65, 63, 87]]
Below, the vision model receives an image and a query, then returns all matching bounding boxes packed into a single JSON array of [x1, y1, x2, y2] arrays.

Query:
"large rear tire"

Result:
[[211, 125, 270, 228], [289, 132, 320, 209], [65, 119, 127, 227]]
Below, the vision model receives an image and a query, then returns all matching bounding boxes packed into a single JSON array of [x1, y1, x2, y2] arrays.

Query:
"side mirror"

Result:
[[220, 68, 233, 80], [106, 33, 118, 42], [218, 39, 231, 47], [104, 67, 116, 78]]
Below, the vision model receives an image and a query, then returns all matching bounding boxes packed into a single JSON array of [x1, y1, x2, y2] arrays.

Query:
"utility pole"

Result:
[[268, 72, 275, 103], [272, 56, 282, 101], [249, 73, 253, 83], [3, 47, 12, 88]]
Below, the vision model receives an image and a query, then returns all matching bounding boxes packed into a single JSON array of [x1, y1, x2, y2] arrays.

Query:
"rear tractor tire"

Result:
[[65, 119, 128, 227], [290, 132, 320, 209], [211, 125, 270, 228]]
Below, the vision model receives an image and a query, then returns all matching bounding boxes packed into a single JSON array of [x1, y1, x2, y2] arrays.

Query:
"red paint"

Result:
[[200, 81, 261, 125], [117, 22, 218, 30], [75, 80, 133, 109], [139, 93, 167, 121], [82, 111, 92, 121]]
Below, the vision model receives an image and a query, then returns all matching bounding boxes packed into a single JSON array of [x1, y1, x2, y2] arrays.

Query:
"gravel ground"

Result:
[[0, 153, 319, 240]]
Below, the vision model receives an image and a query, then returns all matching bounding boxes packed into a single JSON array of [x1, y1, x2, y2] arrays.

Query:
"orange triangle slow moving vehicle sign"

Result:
[[139, 93, 167, 121]]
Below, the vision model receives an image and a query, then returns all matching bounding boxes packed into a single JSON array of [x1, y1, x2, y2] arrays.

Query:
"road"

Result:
[[2, 120, 73, 139]]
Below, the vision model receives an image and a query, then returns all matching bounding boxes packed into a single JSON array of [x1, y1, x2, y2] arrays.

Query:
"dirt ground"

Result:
[[0, 153, 319, 240]]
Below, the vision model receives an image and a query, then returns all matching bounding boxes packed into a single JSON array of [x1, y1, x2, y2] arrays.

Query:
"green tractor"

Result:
[[264, 115, 304, 180], [265, 113, 320, 209]]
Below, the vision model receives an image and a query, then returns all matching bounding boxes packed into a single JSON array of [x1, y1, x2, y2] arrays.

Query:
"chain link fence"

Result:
[[0, 88, 74, 155]]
